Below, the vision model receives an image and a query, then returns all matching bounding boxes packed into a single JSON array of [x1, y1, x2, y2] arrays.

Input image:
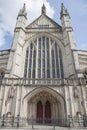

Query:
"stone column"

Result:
[[36, 38, 38, 78], [33, 102, 36, 120], [43, 102, 45, 123], [15, 86, 21, 116], [64, 86, 71, 116], [32, 102, 35, 118], [0, 85, 5, 115], [29, 101, 32, 118], [1, 86, 9, 115], [19, 84, 23, 118], [69, 86, 75, 117], [53, 102, 56, 120], [31, 47, 34, 78], [81, 85, 87, 115], [45, 37, 47, 78], [76, 84, 85, 116], [57, 102, 60, 119]]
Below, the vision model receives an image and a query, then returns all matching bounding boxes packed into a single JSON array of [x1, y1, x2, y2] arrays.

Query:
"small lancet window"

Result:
[[0, 71, 5, 86], [39, 25, 49, 29], [84, 68, 87, 83]]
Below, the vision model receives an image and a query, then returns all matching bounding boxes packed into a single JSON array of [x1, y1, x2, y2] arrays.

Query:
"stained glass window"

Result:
[[24, 36, 64, 78]]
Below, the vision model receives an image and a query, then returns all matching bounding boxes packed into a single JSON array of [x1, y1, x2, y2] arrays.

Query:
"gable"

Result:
[[26, 14, 62, 30]]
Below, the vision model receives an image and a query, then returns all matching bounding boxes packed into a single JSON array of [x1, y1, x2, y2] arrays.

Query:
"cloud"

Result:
[[0, 0, 55, 48], [79, 4, 87, 15], [81, 4, 87, 9], [0, 28, 5, 47], [77, 42, 87, 50]]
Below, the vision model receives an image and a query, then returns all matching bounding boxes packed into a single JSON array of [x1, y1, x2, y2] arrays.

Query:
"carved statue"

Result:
[[73, 87, 79, 98], [5, 87, 15, 115], [8, 87, 14, 98]]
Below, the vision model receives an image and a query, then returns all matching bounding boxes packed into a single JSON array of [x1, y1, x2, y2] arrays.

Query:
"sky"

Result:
[[0, 0, 87, 50]]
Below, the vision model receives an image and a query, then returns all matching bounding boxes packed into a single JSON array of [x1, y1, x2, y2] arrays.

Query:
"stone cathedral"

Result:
[[0, 3, 87, 127]]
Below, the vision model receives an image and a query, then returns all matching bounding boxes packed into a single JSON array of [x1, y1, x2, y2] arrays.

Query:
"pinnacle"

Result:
[[18, 3, 27, 18], [60, 3, 70, 18], [42, 3, 46, 15]]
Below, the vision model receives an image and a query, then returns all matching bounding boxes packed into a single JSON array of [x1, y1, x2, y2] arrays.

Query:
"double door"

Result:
[[37, 101, 51, 123]]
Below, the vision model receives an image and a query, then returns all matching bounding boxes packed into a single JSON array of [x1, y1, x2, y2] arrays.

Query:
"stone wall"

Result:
[[0, 49, 10, 70], [77, 50, 87, 70], [0, 78, 87, 119]]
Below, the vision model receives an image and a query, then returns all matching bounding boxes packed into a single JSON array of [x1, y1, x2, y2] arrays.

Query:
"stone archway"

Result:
[[23, 87, 66, 125]]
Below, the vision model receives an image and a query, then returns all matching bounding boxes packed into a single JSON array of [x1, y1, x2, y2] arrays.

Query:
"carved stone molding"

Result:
[[1, 78, 87, 86], [29, 91, 56, 104]]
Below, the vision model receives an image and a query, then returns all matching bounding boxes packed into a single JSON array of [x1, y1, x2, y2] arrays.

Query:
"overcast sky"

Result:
[[0, 0, 87, 50]]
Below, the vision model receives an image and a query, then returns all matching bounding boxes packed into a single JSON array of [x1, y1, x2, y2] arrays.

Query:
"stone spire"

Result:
[[18, 3, 27, 19], [60, 3, 70, 18], [41, 4, 46, 15]]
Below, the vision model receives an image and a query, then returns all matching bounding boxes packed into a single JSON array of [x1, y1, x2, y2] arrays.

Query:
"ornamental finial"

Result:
[[42, 4, 46, 15]]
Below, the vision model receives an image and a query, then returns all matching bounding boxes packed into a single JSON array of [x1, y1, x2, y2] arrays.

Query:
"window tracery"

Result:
[[24, 36, 64, 78]]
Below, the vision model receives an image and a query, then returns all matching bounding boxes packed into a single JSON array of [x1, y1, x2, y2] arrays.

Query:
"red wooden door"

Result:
[[45, 101, 51, 123], [37, 101, 43, 123]]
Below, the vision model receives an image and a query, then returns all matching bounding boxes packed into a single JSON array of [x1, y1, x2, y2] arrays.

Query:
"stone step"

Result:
[[0, 125, 86, 130]]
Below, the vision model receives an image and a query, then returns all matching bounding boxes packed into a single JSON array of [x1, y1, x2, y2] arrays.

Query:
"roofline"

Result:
[[73, 49, 87, 52], [77, 50, 87, 52], [0, 49, 11, 52], [26, 14, 62, 29]]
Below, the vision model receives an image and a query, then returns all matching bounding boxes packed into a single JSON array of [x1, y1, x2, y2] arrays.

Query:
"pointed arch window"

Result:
[[24, 43, 36, 78], [0, 71, 5, 86], [24, 36, 64, 78]]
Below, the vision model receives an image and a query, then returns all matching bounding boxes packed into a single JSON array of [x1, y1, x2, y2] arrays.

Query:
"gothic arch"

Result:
[[22, 87, 66, 120], [23, 87, 65, 102], [23, 32, 65, 53], [23, 33, 66, 78]]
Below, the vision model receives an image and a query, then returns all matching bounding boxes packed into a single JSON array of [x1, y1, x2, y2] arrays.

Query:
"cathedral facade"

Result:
[[0, 3, 87, 127]]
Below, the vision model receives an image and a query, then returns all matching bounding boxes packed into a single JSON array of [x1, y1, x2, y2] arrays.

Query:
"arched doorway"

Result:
[[23, 87, 66, 126], [37, 101, 43, 123], [45, 101, 51, 123]]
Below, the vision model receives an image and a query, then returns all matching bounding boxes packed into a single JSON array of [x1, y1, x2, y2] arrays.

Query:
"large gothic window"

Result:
[[24, 36, 64, 78]]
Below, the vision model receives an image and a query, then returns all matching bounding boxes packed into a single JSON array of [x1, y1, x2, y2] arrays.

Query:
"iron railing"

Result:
[[0, 115, 87, 128]]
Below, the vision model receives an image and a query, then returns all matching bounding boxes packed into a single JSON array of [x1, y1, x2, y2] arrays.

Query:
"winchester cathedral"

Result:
[[0, 3, 87, 127]]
